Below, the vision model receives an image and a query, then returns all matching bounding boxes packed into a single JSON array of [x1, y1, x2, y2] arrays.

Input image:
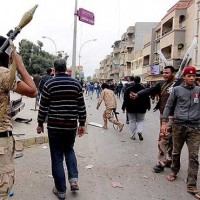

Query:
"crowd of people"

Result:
[[83, 66, 200, 199], [1, 34, 200, 199]]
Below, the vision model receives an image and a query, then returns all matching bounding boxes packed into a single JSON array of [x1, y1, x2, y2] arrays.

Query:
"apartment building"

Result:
[[154, 0, 194, 70], [97, 23, 158, 81], [95, 0, 198, 82]]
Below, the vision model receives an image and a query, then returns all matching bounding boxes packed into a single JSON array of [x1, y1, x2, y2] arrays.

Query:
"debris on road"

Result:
[[85, 165, 94, 169], [9, 191, 14, 197], [88, 122, 103, 128], [14, 152, 23, 159], [111, 182, 123, 188], [15, 117, 32, 123]]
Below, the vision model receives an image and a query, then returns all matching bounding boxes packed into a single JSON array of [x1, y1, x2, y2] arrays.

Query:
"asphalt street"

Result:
[[10, 93, 197, 200]]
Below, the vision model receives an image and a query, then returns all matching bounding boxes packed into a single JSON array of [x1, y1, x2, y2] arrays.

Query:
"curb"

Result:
[[14, 135, 48, 150]]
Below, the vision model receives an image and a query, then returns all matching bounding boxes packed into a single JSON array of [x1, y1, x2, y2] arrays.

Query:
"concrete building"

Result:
[[98, 23, 158, 81], [96, 0, 199, 83]]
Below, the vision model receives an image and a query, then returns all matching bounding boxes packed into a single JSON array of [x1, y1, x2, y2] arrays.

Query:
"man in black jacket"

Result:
[[122, 76, 150, 140], [38, 68, 52, 94], [130, 66, 176, 172]]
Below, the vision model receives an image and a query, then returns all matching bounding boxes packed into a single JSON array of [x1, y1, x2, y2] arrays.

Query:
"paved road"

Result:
[[11, 94, 196, 200]]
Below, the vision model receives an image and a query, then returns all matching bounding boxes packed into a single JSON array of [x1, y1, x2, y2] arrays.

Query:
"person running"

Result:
[[96, 83, 124, 132]]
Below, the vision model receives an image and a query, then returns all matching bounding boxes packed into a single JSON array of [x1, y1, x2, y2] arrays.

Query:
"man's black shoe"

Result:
[[70, 183, 79, 191], [137, 132, 143, 141], [52, 187, 66, 200], [153, 165, 164, 173]]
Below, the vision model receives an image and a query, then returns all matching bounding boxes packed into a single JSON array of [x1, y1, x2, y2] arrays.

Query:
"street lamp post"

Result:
[[42, 36, 57, 55], [79, 39, 97, 67]]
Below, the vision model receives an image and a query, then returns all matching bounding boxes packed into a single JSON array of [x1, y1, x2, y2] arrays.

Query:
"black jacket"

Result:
[[122, 83, 151, 113]]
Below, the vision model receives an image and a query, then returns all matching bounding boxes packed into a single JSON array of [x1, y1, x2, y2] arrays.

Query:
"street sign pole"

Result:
[[71, 0, 78, 79]]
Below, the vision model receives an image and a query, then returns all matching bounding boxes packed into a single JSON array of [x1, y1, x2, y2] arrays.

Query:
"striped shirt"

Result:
[[37, 73, 86, 130]]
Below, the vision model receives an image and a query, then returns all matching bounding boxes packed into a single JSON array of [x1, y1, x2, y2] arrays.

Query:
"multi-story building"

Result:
[[154, 0, 195, 70], [99, 23, 158, 81], [96, 0, 199, 82]]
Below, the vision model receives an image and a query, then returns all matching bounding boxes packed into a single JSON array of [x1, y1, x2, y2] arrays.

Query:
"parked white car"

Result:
[[10, 93, 25, 118]]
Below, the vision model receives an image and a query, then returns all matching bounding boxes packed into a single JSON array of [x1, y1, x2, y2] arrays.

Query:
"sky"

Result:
[[0, 0, 178, 77]]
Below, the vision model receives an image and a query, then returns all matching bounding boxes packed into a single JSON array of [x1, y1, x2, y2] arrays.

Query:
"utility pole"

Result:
[[71, 0, 78, 78]]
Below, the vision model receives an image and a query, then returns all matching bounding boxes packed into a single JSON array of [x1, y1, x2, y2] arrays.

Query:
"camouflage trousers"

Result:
[[172, 124, 200, 189], [0, 137, 15, 200], [157, 117, 173, 167], [103, 109, 121, 127]]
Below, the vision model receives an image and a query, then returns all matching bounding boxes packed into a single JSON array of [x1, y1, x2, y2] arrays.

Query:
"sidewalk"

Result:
[[12, 94, 48, 149]]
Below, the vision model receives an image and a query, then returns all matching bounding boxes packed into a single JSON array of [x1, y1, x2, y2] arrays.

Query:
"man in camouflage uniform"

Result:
[[161, 66, 200, 199], [0, 36, 37, 199], [130, 66, 176, 172], [96, 83, 124, 132]]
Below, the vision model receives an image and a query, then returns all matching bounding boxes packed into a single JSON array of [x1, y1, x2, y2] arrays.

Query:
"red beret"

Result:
[[183, 66, 196, 76]]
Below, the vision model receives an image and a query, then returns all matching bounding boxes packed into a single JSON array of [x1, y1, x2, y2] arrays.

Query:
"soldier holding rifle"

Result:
[[0, 37, 37, 199], [0, 5, 38, 199]]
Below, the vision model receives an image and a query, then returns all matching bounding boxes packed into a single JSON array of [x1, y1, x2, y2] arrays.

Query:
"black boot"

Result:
[[153, 164, 164, 173]]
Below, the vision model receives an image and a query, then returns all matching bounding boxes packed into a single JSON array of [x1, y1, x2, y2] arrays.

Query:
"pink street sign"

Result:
[[78, 8, 95, 25]]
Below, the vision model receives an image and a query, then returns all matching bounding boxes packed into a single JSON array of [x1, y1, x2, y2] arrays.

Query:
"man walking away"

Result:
[[38, 68, 52, 94], [122, 76, 150, 140], [96, 83, 124, 132], [36, 59, 86, 200], [33, 70, 42, 109], [161, 66, 200, 199], [122, 76, 135, 124]]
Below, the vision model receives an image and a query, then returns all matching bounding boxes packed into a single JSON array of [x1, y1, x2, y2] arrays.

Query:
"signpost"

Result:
[[71, 3, 95, 78], [78, 8, 95, 25]]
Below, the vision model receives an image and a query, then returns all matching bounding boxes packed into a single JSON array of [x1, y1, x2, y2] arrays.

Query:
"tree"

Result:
[[18, 39, 65, 75]]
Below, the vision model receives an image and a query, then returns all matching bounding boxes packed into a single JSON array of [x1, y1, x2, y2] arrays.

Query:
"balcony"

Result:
[[120, 54, 125, 65], [160, 29, 185, 48], [143, 55, 150, 66], [113, 67, 120, 74], [127, 26, 135, 36], [124, 69, 132, 77], [162, 18, 173, 36], [121, 33, 126, 41], [113, 47, 120, 55], [125, 52, 134, 63], [162, 45, 172, 59]]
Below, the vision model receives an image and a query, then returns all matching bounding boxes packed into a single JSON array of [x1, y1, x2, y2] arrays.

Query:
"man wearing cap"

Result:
[[0, 36, 37, 199], [161, 66, 200, 199]]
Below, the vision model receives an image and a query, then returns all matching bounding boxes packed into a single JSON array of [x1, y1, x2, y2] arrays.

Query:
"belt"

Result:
[[0, 131, 13, 137]]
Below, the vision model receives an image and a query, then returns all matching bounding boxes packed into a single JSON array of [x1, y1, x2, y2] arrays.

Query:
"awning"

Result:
[[144, 75, 164, 82]]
